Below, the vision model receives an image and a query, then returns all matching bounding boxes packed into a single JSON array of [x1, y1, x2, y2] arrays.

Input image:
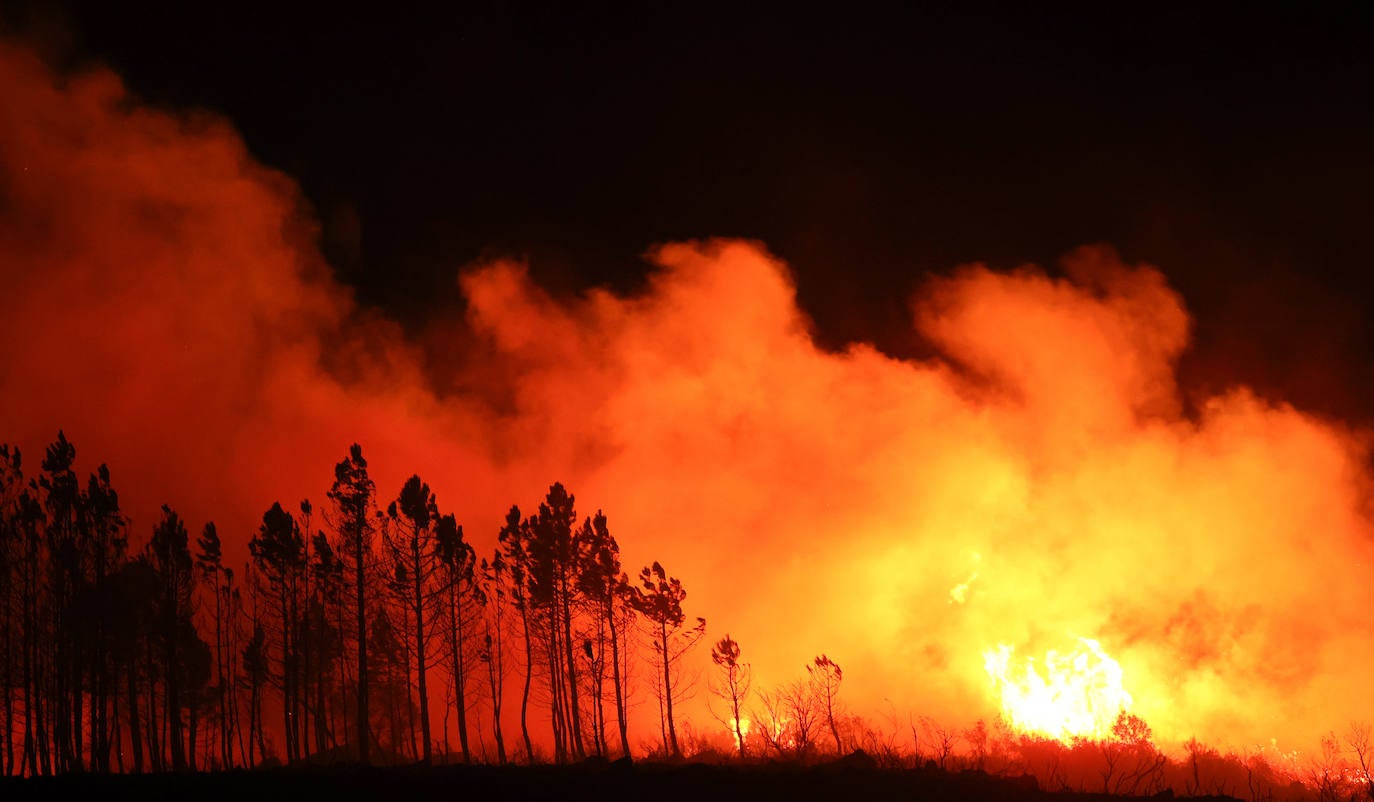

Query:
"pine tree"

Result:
[[435, 511, 475, 762], [147, 506, 195, 770], [327, 445, 375, 764], [631, 562, 705, 758]]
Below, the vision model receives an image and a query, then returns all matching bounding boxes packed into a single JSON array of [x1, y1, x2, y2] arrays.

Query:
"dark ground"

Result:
[[0, 760, 1239, 802]]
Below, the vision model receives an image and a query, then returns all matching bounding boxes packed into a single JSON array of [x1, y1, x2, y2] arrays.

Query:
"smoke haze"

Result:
[[2, 39, 1372, 752]]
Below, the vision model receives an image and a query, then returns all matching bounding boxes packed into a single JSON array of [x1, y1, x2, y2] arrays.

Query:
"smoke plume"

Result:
[[2, 39, 1372, 752]]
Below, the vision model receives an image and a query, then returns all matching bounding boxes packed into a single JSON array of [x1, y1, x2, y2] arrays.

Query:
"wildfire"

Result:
[[12, 31, 1374, 761], [730, 715, 753, 748], [984, 637, 1133, 741]]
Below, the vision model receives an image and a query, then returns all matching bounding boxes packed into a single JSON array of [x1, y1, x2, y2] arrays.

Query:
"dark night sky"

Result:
[[16, 3, 1374, 419]]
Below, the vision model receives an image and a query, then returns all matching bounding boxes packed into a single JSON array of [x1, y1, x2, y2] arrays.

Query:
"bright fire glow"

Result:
[[12, 33, 1374, 759], [730, 715, 752, 749], [984, 637, 1133, 741]]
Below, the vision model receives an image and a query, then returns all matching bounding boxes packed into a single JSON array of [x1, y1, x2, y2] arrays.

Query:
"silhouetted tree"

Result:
[[382, 551, 419, 761], [808, 655, 843, 754], [524, 483, 586, 761], [0, 445, 23, 776], [574, 510, 633, 758], [309, 531, 342, 752], [710, 635, 751, 759], [1102, 711, 1165, 794], [8, 483, 42, 775], [327, 444, 375, 764], [917, 716, 957, 770], [146, 506, 195, 770], [109, 555, 158, 773], [497, 506, 536, 762], [384, 475, 444, 763], [220, 569, 243, 767], [631, 561, 705, 758], [369, 606, 411, 762], [249, 501, 307, 763], [1348, 722, 1374, 802], [0, 434, 955, 776], [435, 511, 477, 762], [195, 522, 231, 768], [963, 719, 988, 770], [241, 618, 268, 765], [478, 550, 508, 763], [39, 432, 81, 772], [14, 485, 46, 776], [296, 500, 316, 757], [81, 462, 126, 772], [756, 678, 820, 759], [177, 614, 212, 771]]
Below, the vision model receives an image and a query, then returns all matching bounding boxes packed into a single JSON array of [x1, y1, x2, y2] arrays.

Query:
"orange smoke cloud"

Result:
[[2, 38, 1373, 755]]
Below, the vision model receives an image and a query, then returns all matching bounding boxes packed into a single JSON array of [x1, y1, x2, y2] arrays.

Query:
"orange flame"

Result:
[[730, 715, 753, 749], [984, 637, 1133, 741]]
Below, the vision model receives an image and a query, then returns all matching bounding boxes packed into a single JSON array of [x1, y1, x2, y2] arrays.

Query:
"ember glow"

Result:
[[4, 36, 1374, 764]]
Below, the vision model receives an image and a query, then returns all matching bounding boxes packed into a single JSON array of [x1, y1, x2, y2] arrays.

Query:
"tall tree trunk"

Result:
[[71, 633, 83, 771], [166, 615, 185, 770], [188, 694, 198, 771], [546, 619, 566, 762], [559, 582, 584, 759], [231, 610, 246, 769], [315, 598, 328, 754], [299, 593, 309, 762], [253, 674, 265, 764], [145, 636, 161, 773], [20, 580, 32, 777], [52, 598, 68, 773], [388, 675, 400, 763], [335, 597, 348, 752], [245, 677, 255, 767], [281, 587, 295, 765], [660, 623, 679, 758], [518, 604, 533, 763], [446, 579, 469, 762], [354, 547, 368, 764], [215, 582, 228, 769], [125, 656, 143, 773], [414, 550, 430, 763], [93, 612, 107, 773], [593, 629, 607, 757], [400, 605, 417, 761], [3, 603, 12, 776], [20, 556, 35, 777], [608, 604, 629, 758], [111, 671, 123, 773], [486, 622, 506, 765], [36, 621, 50, 776]]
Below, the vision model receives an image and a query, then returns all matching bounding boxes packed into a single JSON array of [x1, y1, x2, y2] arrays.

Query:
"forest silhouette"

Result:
[[4, 13, 1374, 800], [0, 432, 714, 774], [2, 430, 1369, 802]]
